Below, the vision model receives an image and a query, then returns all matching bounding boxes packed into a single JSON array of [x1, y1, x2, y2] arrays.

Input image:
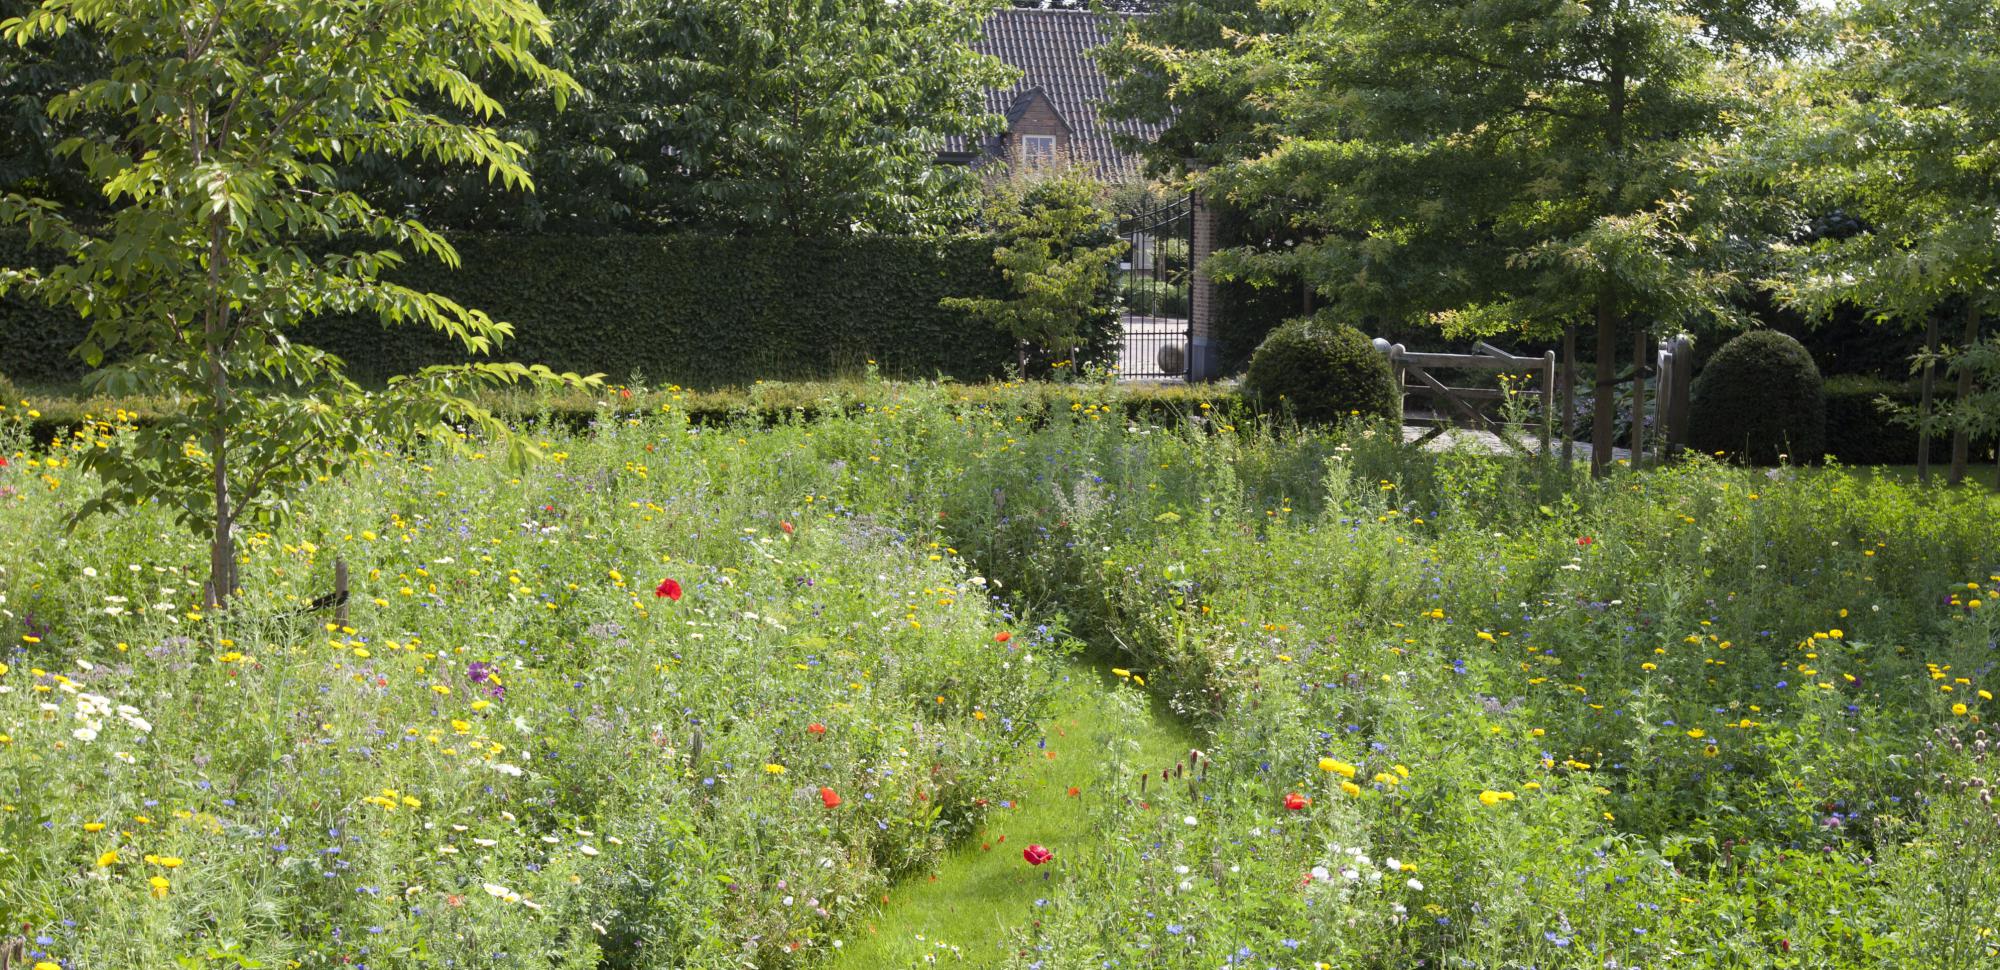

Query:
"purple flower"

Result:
[[466, 661, 495, 684]]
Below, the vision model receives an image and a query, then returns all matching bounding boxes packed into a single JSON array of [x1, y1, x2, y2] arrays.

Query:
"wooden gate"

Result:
[[1374, 340, 1559, 456]]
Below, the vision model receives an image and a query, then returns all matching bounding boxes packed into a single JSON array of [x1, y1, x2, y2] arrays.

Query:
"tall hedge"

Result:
[[3, 233, 1042, 388]]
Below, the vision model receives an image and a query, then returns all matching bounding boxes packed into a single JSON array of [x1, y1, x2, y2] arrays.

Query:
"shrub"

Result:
[[2, 231, 1034, 388], [1689, 330, 1826, 464], [1240, 311, 1398, 423]]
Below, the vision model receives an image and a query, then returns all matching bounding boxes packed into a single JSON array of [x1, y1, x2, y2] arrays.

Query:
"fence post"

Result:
[[1540, 350, 1557, 459]]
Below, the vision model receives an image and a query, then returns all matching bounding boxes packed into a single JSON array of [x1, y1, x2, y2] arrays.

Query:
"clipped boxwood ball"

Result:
[[1688, 329, 1826, 465], [1241, 312, 1397, 424]]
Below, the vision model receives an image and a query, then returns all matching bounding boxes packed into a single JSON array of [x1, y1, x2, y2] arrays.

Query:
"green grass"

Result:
[[828, 660, 1192, 968]]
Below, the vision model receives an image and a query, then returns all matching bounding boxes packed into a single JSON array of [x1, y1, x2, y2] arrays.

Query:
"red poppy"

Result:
[[807, 722, 827, 735], [780, 521, 795, 534], [819, 786, 841, 809], [0, 456, 8, 468], [1022, 844, 1052, 866], [1284, 792, 1309, 811], [1066, 786, 1080, 797], [994, 631, 1012, 643], [655, 578, 682, 601], [1577, 536, 1594, 546], [619, 388, 632, 399]]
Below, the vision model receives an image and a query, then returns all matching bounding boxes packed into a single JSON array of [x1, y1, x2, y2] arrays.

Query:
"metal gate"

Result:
[[1116, 194, 1195, 381]]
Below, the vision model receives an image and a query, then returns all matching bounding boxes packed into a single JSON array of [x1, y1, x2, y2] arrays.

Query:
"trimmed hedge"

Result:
[[1240, 312, 1398, 424], [1, 233, 1064, 388], [1689, 330, 1826, 465], [9, 379, 1246, 449]]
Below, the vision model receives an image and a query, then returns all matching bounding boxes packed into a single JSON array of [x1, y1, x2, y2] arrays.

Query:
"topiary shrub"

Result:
[[1689, 330, 1826, 464], [1240, 311, 1398, 424]]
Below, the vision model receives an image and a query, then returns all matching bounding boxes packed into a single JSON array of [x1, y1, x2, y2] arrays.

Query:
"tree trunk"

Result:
[[1592, 299, 1617, 478], [204, 212, 236, 608], [1949, 300, 1977, 485], [1629, 329, 1648, 469], [1919, 315, 1938, 483], [1561, 325, 1577, 466]]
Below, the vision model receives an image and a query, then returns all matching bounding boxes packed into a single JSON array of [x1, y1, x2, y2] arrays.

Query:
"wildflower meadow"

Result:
[[2, 382, 1997, 969]]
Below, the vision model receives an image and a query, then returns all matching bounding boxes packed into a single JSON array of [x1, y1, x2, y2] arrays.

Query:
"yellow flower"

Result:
[[36, 963, 62, 970], [431, 685, 451, 696], [149, 875, 171, 898], [1952, 703, 1969, 716], [84, 821, 106, 832], [1318, 757, 1357, 778], [1478, 790, 1505, 807], [1641, 662, 1657, 671], [1340, 781, 1362, 797], [97, 849, 120, 867], [763, 763, 787, 775], [1686, 729, 1705, 739]]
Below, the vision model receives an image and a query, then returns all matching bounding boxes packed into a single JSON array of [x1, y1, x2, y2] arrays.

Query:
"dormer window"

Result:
[[1022, 134, 1057, 167]]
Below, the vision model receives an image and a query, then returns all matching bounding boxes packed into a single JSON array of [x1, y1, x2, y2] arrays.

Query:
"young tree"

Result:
[[0, 0, 596, 607], [943, 169, 1127, 375], [1751, 0, 1998, 484], [1114, 0, 1801, 474]]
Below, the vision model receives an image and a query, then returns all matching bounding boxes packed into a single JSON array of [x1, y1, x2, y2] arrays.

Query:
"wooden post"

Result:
[[1561, 326, 1578, 466], [1389, 344, 1407, 430], [334, 558, 349, 629], [1919, 315, 1939, 483], [1630, 331, 1648, 469], [1541, 350, 1557, 460]]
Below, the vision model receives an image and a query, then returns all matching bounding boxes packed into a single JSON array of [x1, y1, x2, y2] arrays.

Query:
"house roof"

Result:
[[945, 8, 1165, 181]]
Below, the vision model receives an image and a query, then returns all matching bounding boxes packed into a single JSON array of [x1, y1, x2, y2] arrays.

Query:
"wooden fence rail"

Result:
[[1373, 339, 1557, 457], [1373, 335, 1695, 464]]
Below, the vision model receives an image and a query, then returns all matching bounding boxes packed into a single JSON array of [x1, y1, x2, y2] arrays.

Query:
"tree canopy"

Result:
[[358, 0, 1016, 235], [0, 0, 597, 603]]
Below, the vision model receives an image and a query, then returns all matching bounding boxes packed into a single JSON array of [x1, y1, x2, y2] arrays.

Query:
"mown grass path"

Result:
[[825, 657, 1193, 968]]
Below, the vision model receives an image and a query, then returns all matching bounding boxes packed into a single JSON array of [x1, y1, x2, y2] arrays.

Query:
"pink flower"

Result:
[[655, 578, 682, 601], [1022, 844, 1052, 866]]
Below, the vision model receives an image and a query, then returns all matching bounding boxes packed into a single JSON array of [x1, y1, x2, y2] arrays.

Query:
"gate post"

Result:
[[1189, 193, 1221, 381]]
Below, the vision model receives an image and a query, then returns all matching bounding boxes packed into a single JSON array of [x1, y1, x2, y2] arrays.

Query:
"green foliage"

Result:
[[301, 234, 1015, 386], [942, 170, 1126, 374], [1747, 0, 1999, 478], [2, 231, 1018, 387], [3, 384, 1997, 967], [1756, 0, 2000, 327], [366, 0, 1014, 235], [1240, 312, 1397, 424], [1183, 0, 1796, 342], [0, 0, 596, 604], [1689, 330, 1827, 464], [1096, 0, 1296, 180], [0, 414, 1070, 968], [0, 0, 102, 209]]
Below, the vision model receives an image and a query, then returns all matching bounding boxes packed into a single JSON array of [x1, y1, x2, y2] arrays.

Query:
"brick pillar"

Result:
[[1189, 194, 1221, 381]]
